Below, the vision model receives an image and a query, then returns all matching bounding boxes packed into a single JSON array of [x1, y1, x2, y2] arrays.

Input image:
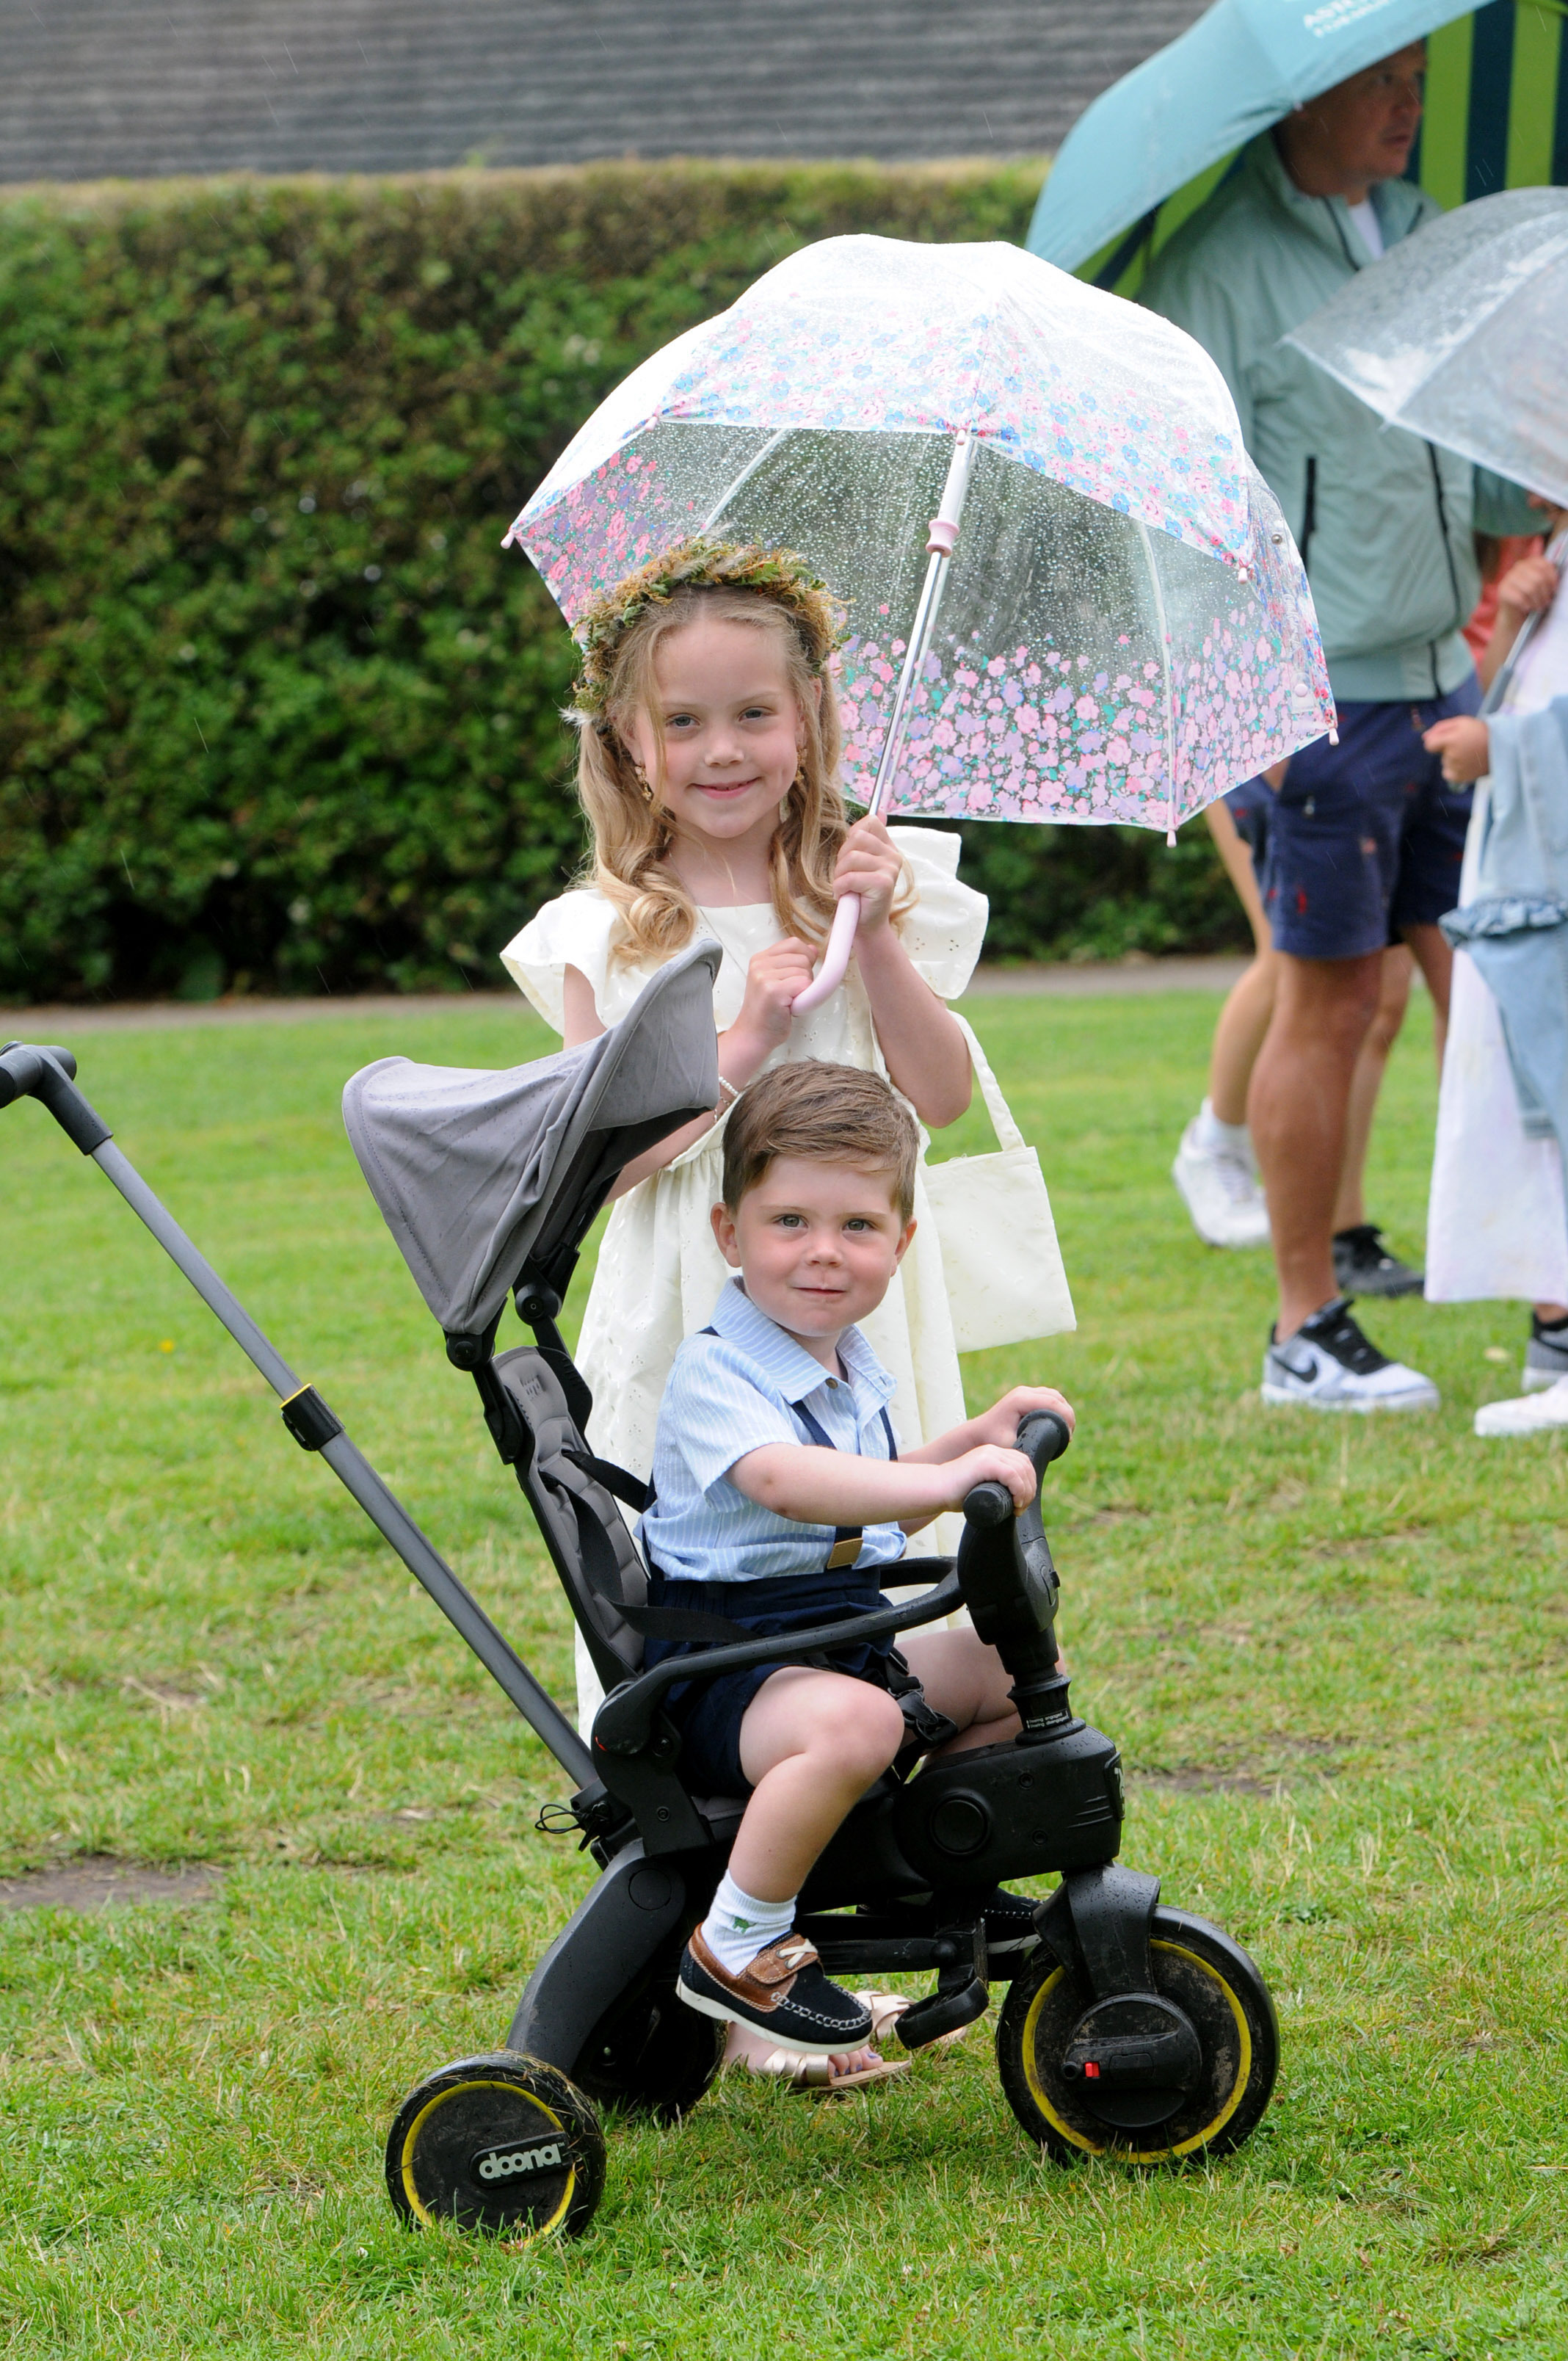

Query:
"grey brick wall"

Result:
[[1, 0, 1207, 184]]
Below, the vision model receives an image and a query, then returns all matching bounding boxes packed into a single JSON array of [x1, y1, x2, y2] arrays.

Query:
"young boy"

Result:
[[639, 1059, 1075, 2059]]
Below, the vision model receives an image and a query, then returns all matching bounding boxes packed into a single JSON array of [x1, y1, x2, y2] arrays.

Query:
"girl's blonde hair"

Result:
[[568, 538, 901, 961]]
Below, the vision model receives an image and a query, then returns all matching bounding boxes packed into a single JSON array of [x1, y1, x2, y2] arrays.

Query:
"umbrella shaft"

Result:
[[865, 429, 978, 819]]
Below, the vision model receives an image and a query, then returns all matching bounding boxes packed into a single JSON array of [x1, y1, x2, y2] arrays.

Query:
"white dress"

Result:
[[1426, 582, 1568, 1305], [501, 826, 988, 1729]]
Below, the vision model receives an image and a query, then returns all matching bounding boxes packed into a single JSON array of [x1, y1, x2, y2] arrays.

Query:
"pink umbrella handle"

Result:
[[790, 893, 861, 1016]]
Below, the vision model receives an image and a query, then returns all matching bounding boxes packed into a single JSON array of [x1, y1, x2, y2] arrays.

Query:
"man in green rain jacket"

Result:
[[1142, 43, 1516, 1415]]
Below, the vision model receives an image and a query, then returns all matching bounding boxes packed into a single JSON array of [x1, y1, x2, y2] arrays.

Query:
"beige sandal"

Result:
[[722, 1988, 970, 2094]]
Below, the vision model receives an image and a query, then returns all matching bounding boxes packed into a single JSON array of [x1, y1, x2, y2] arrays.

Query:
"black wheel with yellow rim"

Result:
[[996, 1907, 1278, 2166], [385, 2052, 606, 2238]]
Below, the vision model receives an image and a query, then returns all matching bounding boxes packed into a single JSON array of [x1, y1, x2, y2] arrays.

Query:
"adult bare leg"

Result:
[[1249, 949, 1383, 1338], [1210, 954, 1279, 1126], [1333, 944, 1415, 1233], [1204, 802, 1277, 1126], [1403, 919, 1453, 1067], [900, 1625, 1020, 1758]]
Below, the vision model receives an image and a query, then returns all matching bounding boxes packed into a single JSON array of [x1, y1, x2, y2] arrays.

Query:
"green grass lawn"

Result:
[[1, 990, 1564, 2359]]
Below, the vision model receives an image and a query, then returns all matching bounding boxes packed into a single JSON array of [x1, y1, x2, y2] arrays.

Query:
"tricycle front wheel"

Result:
[[996, 1907, 1279, 2165]]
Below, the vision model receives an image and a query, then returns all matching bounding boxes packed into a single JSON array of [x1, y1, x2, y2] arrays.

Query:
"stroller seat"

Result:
[[482, 1342, 650, 1694]]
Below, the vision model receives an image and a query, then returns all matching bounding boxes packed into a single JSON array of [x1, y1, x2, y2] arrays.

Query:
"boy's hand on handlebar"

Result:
[[725, 939, 819, 1064], [972, 1385, 1076, 1450], [948, 1443, 1037, 1513]]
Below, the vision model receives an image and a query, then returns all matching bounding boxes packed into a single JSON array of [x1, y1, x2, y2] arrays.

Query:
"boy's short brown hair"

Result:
[[721, 1060, 918, 1221]]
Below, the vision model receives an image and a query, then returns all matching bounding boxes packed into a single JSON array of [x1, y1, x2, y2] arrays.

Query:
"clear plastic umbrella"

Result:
[[507, 235, 1332, 1003], [1285, 187, 1568, 509]]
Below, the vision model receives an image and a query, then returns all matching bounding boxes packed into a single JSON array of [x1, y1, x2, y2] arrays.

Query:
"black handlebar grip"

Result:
[[961, 1409, 1071, 1528], [41, 1045, 78, 1082], [962, 1479, 1015, 1529], [1017, 1408, 1072, 1468]]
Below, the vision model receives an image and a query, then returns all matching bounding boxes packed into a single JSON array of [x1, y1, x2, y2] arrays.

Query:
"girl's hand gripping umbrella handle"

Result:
[[791, 891, 862, 1017], [790, 428, 978, 1018]]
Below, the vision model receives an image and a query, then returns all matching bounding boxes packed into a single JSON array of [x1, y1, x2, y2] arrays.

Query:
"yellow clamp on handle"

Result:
[[280, 1383, 345, 1454]]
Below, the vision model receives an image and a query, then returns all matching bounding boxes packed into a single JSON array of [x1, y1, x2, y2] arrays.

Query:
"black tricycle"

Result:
[[1, 941, 1277, 2241]]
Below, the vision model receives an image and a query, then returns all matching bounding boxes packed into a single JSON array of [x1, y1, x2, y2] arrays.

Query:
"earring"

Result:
[[633, 763, 656, 807]]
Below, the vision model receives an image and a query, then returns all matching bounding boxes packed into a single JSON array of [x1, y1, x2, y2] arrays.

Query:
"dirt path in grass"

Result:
[[3, 954, 1252, 1035]]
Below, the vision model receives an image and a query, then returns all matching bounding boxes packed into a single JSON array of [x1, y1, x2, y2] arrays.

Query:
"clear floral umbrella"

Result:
[[507, 235, 1332, 999]]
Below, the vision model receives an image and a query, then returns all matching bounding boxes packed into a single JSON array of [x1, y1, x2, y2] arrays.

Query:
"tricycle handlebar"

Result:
[[961, 1407, 1071, 1528]]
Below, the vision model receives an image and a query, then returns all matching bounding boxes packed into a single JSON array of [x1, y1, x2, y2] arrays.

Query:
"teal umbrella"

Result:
[[1028, 0, 1568, 294]]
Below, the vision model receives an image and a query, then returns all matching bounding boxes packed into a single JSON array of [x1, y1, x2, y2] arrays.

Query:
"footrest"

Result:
[[894, 1974, 989, 2050]]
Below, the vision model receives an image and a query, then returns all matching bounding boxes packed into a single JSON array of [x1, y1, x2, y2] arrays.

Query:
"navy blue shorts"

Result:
[[642, 1569, 897, 1799], [1252, 685, 1478, 960], [1223, 773, 1274, 868]]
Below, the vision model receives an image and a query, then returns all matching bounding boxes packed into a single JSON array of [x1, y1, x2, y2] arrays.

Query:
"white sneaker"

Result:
[[1476, 1377, 1568, 1436], [1261, 1297, 1440, 1413], [1172, 1112, 1270, 1249]]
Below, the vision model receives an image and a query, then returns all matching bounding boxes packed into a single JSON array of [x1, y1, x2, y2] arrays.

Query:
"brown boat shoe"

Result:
[[676, 1925, 875, 2058]]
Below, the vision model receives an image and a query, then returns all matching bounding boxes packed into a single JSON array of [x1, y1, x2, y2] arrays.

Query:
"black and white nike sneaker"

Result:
[[1523, 1311, 1568, 1394], [1261, 1296, 1439, 1412], [1332, 1224, 1424, 1299]]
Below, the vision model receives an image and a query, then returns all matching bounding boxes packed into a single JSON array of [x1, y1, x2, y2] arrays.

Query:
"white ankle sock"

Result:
[[1194, 1097, 1250, 1157], [700, 1871, 796, 1976]]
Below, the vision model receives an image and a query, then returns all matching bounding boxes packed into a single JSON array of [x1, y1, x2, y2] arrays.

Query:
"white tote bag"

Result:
[[923, 1014, 1075, 1352]]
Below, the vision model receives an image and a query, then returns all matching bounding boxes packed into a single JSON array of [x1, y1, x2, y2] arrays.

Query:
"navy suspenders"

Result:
[[697, 1325, 896, 1574], [790, 1396, 899, 1571]]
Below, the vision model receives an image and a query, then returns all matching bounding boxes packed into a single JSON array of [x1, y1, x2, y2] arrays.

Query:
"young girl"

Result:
[[1424, 495, 1568, 1433], [500, 538, 987, 1734]]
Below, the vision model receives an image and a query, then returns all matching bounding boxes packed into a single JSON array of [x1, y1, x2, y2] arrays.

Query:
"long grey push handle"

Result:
[[0, 1042, 595, 1790]]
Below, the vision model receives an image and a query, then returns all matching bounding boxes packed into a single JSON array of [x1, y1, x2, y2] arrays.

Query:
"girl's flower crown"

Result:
[[568, 537, 846, 731]]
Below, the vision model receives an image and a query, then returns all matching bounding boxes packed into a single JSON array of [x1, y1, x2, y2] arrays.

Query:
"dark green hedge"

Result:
[[0, 164, 1248, 1005]]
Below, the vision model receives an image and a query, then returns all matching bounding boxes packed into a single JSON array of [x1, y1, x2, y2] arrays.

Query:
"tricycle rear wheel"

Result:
[[386, 2052, 605, 2238]]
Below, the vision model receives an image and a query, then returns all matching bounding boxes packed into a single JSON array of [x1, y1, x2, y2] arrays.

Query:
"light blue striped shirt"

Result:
[[639, 1278, 908, 1585]]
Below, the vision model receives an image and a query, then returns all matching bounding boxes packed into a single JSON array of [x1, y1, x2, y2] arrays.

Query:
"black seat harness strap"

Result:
[[559, 1446, 649, 1513]]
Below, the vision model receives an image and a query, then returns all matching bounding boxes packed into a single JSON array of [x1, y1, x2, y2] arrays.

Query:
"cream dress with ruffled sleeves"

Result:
[[500, 825, 987, 1733]]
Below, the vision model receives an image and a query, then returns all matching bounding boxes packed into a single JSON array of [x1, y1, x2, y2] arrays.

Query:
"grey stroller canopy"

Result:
[[344, 940, 721, 1349]]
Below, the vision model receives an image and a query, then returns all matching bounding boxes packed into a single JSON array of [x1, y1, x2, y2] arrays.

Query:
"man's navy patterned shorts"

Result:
[[1252, 681, 1480, 961]]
